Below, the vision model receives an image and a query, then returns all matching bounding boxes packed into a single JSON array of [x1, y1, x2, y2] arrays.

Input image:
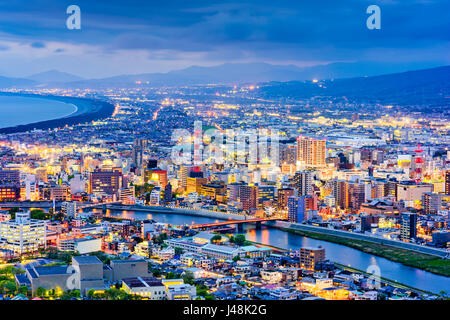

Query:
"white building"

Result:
[[0, 211, 46, 254]]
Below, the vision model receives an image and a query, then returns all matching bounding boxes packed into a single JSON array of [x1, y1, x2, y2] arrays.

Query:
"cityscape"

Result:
[[0, 0, 448, 306]]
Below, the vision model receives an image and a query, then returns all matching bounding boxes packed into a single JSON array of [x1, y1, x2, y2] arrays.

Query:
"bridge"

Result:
[[190, 217, 284, 232]]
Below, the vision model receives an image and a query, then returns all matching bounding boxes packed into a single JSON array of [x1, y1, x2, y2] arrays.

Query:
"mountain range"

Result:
[[0, 61, 445, 88]]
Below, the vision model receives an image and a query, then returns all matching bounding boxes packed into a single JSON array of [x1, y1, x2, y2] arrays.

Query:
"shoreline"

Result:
[[0, 92, 115, 134]]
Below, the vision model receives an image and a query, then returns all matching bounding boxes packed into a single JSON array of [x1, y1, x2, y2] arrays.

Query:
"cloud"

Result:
[[0, 0, 448, 77], [30, 41, 46, 48]]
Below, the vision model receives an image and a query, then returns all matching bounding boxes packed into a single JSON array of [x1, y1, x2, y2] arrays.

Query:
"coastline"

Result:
[[0, 92, 115, 134]]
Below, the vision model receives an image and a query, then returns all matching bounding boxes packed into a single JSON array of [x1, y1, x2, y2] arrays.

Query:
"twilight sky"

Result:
[[0, 0, 448, 78]]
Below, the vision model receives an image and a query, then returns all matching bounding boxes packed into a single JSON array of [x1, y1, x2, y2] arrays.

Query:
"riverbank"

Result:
[[280, 227, 450, 277], [247, 240, 443, 297], [0, 92, 115, 134]]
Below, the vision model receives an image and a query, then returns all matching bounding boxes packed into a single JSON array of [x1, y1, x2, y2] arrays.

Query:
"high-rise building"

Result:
[[89, 170, 123, 196], [293, 171, 312, 196], [333, 180, 349, 210], [348, 182, 365, 211], [164, 183, 173, 203], [400, 212, 417, 242], [238, 185, 257, 211], [132, 139, 147, 174], [277, 187, 295, 210], [299, 247, 326, 271], [296, 136, 326, 167], [422, 192, 442, 214], [446, 170, 450, 195], [288, 196, 311, 223], [0, 211, 46, 255]]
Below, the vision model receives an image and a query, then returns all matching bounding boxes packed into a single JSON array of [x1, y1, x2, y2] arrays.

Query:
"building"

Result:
[[0, 170, 20, 185], [186, 177, 207, 194], [293, 171, 312, 196], [400, 212, 417, 242], [109, 259, 152, 282], [296, 136, 326, 167], [88, 170, 123, 196], [144, 168, 168, 188], [121, 277, 166, 300], [0, 211, 46, 255], [288, 196, 306, 223], [333, 180, 349, 210], [299, 247, 325, 271], [288, 195, 317, 223], [277, 187, 295, 210], [396, 181, 433, 206], [422, 192, 442, 214], [445, 170, 450, 196], [0, 184, 20, 201]]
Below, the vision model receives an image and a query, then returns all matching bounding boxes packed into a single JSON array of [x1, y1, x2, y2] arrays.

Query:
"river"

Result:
[[92, 208, 449, 294]]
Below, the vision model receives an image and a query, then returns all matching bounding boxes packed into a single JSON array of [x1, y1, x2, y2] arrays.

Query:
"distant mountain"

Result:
[[259, 65, 450, 112], [26, 70, 84, 83], [0, 76, 36, 88], [56, 61, 442, 88]]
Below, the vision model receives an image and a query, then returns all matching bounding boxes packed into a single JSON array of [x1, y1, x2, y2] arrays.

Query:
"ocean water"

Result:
[[0, 95, 77, 129]]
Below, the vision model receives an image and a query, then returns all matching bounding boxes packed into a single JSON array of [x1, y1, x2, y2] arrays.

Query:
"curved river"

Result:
[[95, 209, 449, 294]]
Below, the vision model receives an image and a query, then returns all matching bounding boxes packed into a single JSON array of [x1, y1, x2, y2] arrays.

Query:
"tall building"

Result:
[[238, 185, 257, 211], [422, 193, 442, 214], [164, 183, 173, 203], [89, 170, 123, 196], [333, 180, 349, 210], [288, 196, 306, 223], [400, 212, 417, 242], [0, 211, 46, 255], [446, 170, 450, 195], [299, 247, 326, 271], [293, 171, 312, 196], [348, 182, 365, 211], [277, 187, 295, 210], [132, 139, 147, 174], [296, 136, 326, 167]]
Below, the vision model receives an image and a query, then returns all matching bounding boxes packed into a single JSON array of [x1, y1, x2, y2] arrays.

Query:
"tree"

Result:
[[174, 247, 184, 255], [233, 234, 246, 246], [232, 255, 241, 262], [18, 286, 28, 296], [36, 287, 47, 298], [182, 271, 195, 285], [210, 235, 222, 243], [87, 289, 95, 299]]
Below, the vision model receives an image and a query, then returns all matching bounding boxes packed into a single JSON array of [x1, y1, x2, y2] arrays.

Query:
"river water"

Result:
[[95, 208, 449, 294]]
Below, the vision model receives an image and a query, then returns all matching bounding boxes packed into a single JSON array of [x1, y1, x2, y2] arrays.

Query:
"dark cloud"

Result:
[[0, 0, 448, 74]]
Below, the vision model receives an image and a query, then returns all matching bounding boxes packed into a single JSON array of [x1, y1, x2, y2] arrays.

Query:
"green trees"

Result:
[[230, 234, 247, 246], [36, 287, 47, 298], [152, 233, 168, 244], [210, 235, 222, 243], [196, 284, 215, 300], [182, 271, 195, 285], [30, 209, 51, 220], [174, 247, 184, 255]]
